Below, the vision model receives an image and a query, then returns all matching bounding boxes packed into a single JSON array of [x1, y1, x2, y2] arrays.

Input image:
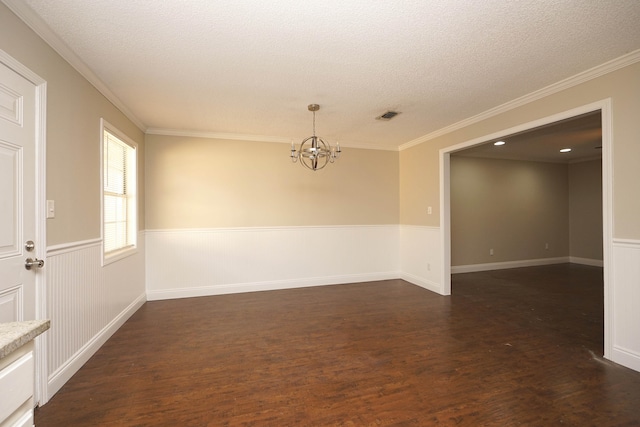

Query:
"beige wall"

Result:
[[400, 62, 640, 242], [569, 159, 603, 260], [450, 156, 570, 265], [145, 135, 399, 229], [450, 156, 604, 266], [0, 3, 145, 246]]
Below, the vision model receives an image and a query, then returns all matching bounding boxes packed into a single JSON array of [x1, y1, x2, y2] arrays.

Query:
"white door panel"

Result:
[[0, 60, 37, 322]]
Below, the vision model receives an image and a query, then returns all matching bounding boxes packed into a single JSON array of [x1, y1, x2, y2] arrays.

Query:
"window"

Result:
[[101, 119, 137, 263]]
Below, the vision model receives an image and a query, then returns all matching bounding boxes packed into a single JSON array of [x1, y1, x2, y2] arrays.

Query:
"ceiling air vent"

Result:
[[376, 111, 400, 121]]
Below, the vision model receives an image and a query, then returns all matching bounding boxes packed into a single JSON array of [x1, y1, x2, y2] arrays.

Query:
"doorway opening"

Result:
[[439, 100, 612, 360]]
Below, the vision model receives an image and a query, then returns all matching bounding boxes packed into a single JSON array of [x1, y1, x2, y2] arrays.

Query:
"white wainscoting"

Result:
[[399, 225, 442, 294], [145, 225, 400, 300], [43, 233, 146, 402], [610, 239, 640, 372]]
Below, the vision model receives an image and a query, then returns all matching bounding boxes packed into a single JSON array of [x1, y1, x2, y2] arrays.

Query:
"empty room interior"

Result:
[[1, 1, 640, 425], [450, 112, 606, 353]]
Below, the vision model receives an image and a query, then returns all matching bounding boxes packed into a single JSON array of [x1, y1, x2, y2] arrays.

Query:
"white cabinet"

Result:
[[0, 341, 35, 427], [0, 320, 49, 427]]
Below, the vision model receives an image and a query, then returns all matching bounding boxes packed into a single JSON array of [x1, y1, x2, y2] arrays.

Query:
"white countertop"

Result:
[[0, 320, 50, 359]]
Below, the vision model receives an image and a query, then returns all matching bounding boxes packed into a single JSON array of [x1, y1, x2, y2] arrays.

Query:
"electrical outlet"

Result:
[[545, 243, 549, 250], [428, 206, 432, 215], [490, 248, 494, 256], [427, 263, 431, 271]]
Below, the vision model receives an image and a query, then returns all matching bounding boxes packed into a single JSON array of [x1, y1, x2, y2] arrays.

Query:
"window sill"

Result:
[[103, 245, 137, 266]]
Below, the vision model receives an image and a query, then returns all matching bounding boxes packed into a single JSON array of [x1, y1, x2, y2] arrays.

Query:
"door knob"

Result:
[[25, 258, 44, 270]]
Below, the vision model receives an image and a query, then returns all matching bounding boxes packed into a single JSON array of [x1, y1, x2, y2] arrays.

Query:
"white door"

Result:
[[0, 60, 40, 322]]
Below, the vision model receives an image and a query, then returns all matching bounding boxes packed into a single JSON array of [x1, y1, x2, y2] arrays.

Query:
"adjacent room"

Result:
[[449, 112, 605, 358], [1, 1, 640, 425]]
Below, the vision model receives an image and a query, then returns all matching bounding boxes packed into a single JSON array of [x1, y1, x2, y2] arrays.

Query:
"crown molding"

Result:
[[2, 0, 147, 132], [145, 128, 398, 151], [336, 142, 397, 152], [145, 128, 291, 144], [399, 49, 640, 151]]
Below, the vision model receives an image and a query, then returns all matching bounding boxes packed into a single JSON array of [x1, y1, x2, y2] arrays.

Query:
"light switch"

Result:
[[47, 200, 55, 219]]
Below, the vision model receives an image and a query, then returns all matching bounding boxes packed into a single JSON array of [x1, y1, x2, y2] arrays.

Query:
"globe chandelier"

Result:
[[290, 104, 341, 171]]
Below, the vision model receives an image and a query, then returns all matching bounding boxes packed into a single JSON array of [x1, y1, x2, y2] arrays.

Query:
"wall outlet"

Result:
[[427, 263, 431, 271], [427, 206, 432, 215], [545, 243, 549, 250], [489, 248, 494, 256]]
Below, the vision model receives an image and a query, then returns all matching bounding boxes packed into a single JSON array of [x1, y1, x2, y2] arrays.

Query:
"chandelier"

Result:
[[290, 104, 341, 171]]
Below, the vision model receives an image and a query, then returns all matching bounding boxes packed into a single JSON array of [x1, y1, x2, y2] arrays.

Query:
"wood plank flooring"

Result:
[[36, 264, 640, 426]]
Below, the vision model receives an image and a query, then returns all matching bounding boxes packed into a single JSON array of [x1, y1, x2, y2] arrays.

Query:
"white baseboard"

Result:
[[147, 272, 399, 301], [570, 256, 604, 267], [47, 293, 146, 397], [400, 272, 441, 294], [451, 257, 570, 274], [610, 345, 640, 373]]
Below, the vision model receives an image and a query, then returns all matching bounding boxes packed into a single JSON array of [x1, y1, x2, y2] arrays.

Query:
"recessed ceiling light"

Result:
[[494, 141, 506, 146], [560, 148, 572, 153]]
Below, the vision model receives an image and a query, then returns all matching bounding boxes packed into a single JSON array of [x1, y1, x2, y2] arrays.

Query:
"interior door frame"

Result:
[[0, 49, 48, 404], [439, 99, 613, 360]]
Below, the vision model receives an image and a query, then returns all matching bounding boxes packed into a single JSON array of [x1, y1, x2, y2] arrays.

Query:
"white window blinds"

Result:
[[103, 126, 137, 257]]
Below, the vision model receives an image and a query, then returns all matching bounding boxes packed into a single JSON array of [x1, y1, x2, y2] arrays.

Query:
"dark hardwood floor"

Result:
[[36, 264, 640, 426]]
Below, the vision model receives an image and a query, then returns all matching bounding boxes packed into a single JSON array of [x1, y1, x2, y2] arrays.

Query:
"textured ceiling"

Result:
[[8, 0, 640, 150]]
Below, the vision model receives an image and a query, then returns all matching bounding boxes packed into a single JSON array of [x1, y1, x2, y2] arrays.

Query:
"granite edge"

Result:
[[0, 319, 50, 359]]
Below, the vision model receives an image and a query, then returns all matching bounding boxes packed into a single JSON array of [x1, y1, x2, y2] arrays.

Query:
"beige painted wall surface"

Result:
[[450, 156, 569, 265], [145, 135, 399, 229], [569, 159, 603, 260], [400, 62, 640, 240], [0, 4, 145, 245]]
